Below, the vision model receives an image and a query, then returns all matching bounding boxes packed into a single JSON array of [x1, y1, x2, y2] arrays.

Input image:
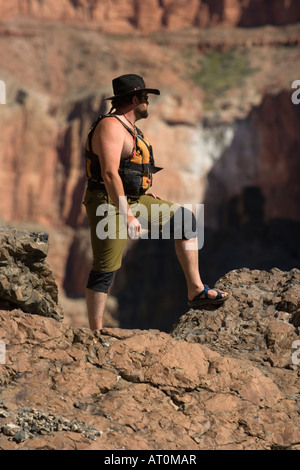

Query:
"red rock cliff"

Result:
[[1, 0, 300, 31]]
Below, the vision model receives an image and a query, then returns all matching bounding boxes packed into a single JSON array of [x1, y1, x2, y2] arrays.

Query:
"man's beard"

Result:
[[135, 108, 148, 120]]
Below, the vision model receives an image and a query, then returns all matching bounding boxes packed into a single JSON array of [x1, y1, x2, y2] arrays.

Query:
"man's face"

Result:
[[134, 93, 149, 120]]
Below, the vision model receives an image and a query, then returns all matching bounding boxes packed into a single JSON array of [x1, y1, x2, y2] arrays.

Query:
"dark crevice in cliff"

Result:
[[203, 91, 300, 227]]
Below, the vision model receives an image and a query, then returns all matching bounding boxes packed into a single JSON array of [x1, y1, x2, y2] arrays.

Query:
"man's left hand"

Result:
[[147, 193, 162, 200]]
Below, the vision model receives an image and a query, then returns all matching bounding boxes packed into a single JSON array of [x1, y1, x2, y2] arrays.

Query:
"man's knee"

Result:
[[86, 270, 115, 294], [163, 206, 197, 240]]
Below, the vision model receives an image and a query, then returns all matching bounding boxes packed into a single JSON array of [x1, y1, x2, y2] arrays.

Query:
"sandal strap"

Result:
[[194, 285, 222, 301], [205, 285, 223, 300], [215, 290, 222, 300], [199, 285, 209, 299]]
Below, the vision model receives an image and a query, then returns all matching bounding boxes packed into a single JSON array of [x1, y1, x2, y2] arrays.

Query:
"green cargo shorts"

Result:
[[83, 189, 180, 273]]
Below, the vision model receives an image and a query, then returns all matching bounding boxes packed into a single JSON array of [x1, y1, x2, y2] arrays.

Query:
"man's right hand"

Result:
[[127, 216, 142, 240]]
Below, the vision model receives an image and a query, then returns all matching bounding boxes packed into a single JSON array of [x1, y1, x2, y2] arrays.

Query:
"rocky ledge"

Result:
[[0, 227, 299, 450]]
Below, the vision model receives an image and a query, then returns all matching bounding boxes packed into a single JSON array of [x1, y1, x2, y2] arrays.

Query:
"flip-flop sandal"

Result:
[[188, 285, 229, 308]]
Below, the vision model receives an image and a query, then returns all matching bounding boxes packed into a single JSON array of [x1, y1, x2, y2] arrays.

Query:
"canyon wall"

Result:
[[204, 90, 300, 228], [1, 26, 299, 228], [1, 0, 300, 31]]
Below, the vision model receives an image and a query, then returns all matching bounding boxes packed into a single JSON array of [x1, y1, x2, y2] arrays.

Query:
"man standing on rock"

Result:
[[83, 74, 228, 330]]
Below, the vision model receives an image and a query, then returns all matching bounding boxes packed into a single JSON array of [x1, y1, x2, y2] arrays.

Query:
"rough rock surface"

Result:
[[0, 227, 63, 321], [0, 242, 299, 449], [171, 268, 300, 367]]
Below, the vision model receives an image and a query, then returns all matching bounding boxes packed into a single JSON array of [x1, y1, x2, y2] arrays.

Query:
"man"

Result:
[[83, 74, 228, 330]]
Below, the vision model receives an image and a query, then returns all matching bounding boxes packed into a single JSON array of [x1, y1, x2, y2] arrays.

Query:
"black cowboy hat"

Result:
[[105, 74, 160, 101]]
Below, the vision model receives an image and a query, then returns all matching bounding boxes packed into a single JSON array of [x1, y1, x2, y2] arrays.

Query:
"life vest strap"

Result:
[[120, 161, 150, 173], [120, 160, 163, 175]]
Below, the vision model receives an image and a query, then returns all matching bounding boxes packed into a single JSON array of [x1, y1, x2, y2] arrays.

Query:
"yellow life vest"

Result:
[[85, 114, 162, 197]]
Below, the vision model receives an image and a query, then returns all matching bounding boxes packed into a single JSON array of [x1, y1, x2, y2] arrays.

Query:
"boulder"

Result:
[[0, 226, 63, 321], [171, 267, 300, 368]]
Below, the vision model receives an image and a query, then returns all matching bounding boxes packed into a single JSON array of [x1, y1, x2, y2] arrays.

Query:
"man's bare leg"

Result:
[[86, 288, 107, 331], [175, 238, 228, 301]]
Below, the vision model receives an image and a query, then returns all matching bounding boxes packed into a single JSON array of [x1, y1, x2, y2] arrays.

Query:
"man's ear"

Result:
[[132, 95, 140, 106]]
